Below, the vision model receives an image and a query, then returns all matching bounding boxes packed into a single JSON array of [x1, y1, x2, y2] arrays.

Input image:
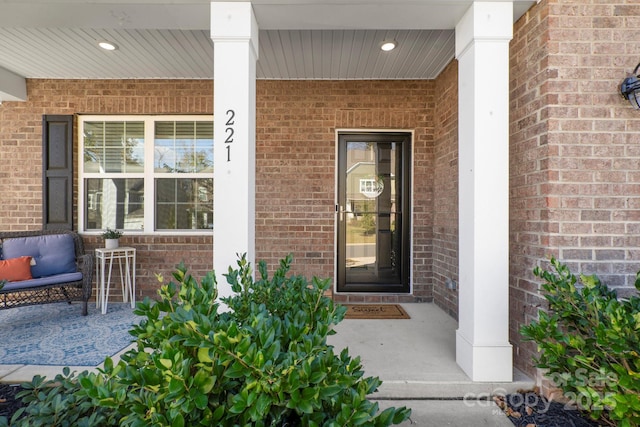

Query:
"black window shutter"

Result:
[[42, 115, 73, 230]]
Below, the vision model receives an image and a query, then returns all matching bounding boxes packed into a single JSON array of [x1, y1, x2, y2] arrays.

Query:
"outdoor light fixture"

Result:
[[620, 62, 640, 109], [380, 40, 397, 52], [98, 41, 118, 51]]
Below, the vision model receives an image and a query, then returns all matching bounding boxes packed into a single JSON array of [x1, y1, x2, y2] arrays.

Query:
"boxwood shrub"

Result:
[[521, 257, 640, 427]]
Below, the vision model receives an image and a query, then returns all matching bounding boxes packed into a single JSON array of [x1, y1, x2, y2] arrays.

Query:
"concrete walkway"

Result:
[[376, 400, 514, 426], [0, 303, 528, 426]]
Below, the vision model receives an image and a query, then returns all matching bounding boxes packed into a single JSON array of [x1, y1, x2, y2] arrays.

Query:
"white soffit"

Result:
[[0, 1, 535, 82], [257, 29, 455, 79]]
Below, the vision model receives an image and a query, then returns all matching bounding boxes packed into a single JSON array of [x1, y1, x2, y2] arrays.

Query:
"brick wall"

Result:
[[0, 79, 214, 299], [509, 0, 640, 380], [509, 0, 552, 379], [0, 78, 436, 303], [431, 60, 459, 318], [257, 80, 435, 304]]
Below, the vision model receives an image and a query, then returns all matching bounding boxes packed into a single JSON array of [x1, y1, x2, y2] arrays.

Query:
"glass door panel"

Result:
[[337, 133, 410, 293]]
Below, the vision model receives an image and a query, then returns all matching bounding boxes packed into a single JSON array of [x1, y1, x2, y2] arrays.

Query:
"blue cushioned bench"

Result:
[[0, 230, 94, 316]]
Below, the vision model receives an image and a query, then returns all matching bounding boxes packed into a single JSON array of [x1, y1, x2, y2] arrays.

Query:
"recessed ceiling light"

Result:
[[380, 40, 397, 52], [98, 41, 118, 51]]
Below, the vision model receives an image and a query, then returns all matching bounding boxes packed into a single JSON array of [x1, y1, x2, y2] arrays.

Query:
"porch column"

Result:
[[455, 1, 513, 382], [0, 66, 27, 102], [210, 2, 258, 298]]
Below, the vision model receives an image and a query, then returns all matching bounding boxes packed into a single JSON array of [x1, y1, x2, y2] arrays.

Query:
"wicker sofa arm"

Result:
[[77, 252, 94, 307]]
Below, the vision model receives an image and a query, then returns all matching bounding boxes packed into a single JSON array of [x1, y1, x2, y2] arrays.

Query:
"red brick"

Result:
[[510, 0, 640, 379]]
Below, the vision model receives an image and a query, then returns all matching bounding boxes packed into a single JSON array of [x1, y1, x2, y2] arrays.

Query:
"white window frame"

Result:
[[78, 114, 214, 235], [359, 178, 376, 194]]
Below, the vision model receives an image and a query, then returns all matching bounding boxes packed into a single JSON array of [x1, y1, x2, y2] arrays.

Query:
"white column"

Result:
[[211, 2, 258, 298], [0, 66, 27, 102], [455, 1, 513, 382]]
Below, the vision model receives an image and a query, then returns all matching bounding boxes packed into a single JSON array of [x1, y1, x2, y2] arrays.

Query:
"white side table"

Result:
[[95, 247, 136, 314]]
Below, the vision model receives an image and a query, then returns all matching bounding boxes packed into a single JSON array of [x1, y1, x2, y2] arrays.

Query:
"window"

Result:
[[359, 177, 384, 198], [359, 179, 377, 194], [79, 115, 213, 233]]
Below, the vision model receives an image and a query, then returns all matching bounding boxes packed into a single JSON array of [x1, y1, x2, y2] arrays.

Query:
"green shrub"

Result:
[[6, 254, 410, 427], [3, 369, 117, 427], [521, 257, 640, 427], [359, 214, 376, 235]]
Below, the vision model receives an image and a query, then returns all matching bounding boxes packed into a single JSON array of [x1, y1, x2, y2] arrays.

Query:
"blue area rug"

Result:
[[0, 302, 141, 366]]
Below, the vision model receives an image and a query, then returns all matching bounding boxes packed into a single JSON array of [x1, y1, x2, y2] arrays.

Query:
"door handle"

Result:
[[337, 205, 346, 222]]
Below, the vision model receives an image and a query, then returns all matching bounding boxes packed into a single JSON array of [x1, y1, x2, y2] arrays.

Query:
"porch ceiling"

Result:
[[0, 0, 534, 101]]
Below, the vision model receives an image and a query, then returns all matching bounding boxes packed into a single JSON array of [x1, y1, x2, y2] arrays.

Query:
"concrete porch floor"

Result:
[[328, 303, 534, 426], [0, 302, 531, 425], [329, 303, 533, 398]]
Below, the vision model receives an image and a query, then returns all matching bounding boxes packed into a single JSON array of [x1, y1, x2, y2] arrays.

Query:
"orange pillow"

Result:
[[0, 256, 33, 282]]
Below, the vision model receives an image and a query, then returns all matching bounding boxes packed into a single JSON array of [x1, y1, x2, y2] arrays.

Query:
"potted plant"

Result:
[[102, 228, 123, 249]]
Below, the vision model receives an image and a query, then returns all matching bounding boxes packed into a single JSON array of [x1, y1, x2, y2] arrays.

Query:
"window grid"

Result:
[[79, 115, 213, 234]]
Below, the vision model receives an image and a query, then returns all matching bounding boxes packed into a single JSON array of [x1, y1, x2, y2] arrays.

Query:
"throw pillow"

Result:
[[0, 256, 33, 282]]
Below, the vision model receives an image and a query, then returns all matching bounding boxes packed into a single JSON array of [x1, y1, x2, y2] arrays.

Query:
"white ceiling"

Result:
[[0, 0, 535, 100]]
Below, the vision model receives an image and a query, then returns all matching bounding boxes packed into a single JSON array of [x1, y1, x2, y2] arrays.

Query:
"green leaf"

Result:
[[169, 378, 183, 394], [297, 398, 313, 414], [309, 371, 326, 384], [229, 396, 247, 414], [194, 370, 216, 394], [171, 413, 185, 427], [224, 361, 247, 379], [194, 393, 208, 410], [197, 347, 213, 364], [212, 405, 225, 421], [350, 411, 372, 425], [254, 393, 271, 418]]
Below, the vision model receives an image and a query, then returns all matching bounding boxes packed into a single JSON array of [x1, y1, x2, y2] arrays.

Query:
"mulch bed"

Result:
[[0, 384, 24, 421], [497, 391, 604, 427]]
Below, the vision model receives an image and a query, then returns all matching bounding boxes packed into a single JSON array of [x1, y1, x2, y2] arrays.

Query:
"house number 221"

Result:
[[225, 109, 235, 162]]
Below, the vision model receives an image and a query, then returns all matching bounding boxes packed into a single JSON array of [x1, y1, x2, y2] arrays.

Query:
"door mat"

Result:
[[343, 304, 410, 319]]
